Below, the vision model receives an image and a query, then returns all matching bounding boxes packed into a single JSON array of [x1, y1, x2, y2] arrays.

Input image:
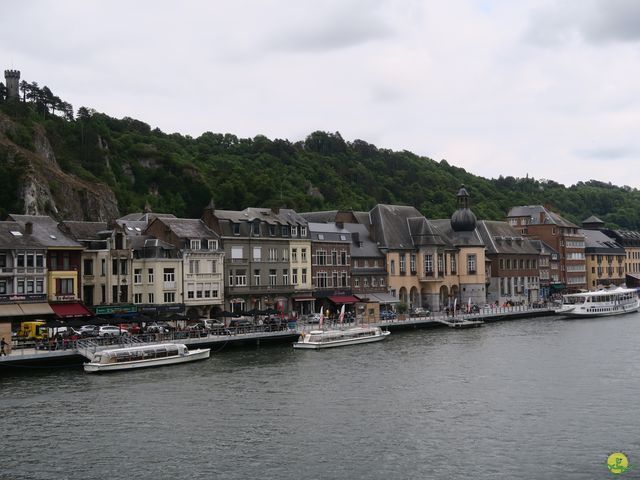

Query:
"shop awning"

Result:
[[19, 303, 55, 316], [328, 295, 359, 305], [0, 304, 24, 317], [367, 293, 400, 304], [50, 303, 92, 318], [293, 296, 315, 302]]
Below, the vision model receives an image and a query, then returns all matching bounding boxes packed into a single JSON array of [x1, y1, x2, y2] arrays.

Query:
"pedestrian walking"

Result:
[[0, 337, 7, 356]]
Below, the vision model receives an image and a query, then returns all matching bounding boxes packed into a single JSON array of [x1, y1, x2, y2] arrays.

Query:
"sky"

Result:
[[3, 0, 640, 188]]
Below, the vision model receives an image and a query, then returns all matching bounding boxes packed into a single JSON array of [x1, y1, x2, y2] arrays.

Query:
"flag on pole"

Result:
[[339, 304, 345, 324]]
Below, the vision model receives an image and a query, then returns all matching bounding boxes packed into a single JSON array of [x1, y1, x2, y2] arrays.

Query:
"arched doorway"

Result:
[[409, 287, 419, 310], [399, 287, 408, 306], [439, 285, 449, 310]]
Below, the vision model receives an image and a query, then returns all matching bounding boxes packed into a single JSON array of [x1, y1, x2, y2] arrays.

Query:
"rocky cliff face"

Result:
[[0, 112, 120, 221]]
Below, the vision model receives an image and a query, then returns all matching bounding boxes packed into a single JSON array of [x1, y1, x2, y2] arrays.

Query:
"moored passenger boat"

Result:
[[555, 287, 640, 318], [293, 326, 390, 349], [84, 343, 210, 373]]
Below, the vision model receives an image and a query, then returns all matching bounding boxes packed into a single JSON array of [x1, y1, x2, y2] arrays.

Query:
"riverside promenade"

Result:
[[0, 304, 555, 368]]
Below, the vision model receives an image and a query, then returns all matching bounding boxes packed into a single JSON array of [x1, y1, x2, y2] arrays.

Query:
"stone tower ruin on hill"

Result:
[[4, 69, 20, 99]]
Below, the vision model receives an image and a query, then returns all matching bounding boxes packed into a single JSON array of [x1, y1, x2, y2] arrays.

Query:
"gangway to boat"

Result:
[[431, 317, 484, 329]]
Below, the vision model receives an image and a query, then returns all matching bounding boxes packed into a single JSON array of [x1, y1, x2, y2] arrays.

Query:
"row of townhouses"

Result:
[[2, 187, 640, 340]]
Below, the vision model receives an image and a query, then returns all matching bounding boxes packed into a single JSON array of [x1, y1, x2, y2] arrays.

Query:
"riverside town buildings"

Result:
[[4, 186, 640, 338]]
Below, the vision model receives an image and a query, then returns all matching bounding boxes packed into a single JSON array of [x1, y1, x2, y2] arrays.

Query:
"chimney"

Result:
[[336, 221, 344, 229], [352, 232, 360, 245], [25, 222, 33, 235], [271, 206, 280, 215]]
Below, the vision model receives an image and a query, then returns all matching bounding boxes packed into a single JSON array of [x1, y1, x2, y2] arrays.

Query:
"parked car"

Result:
[[306, 313, 322, 324], [411, 307, 430, 316], [380, 311, 397, 321], [78, 325, 99, 337], [98, 325, 128, 337], [144, 323, 169, 334], [118, 323, 141, 334], [228, 318, 252, 329]]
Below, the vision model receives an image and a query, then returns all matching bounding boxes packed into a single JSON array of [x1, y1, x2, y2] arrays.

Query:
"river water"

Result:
[[2, 313, 640, 480]]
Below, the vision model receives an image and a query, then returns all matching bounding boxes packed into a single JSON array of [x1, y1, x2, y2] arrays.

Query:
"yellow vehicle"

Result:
[[18, 320, 49, 340]]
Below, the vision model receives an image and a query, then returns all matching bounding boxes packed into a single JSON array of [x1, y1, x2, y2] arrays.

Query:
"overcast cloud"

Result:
[[2, 0, 640, 188]]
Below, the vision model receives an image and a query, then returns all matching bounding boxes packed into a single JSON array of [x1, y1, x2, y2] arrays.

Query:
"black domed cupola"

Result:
[[450, 184, 477, 232]]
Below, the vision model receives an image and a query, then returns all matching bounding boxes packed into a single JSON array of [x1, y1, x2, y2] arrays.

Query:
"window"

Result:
[[291, 226, 298, 237], [148, 292, 155, 303], [84, 259, 94, 276], [450, 254, 457, 273], [133, 293, 142, 304], [269, 248, 277, 261], [332, 272, 338, 287], [282, 226, 289, 236], [254, 269, 261, 285], [148, 268, 154, 283], [101, 259, 106, 276], [317, 271, 328, 288], [354, 277, 360, 288], [269, 225, 276, 236], [190, 239, 201, 250], [164, 292, 176, 303], [208, 240, 218, 250], [292, 249, 298, 262], [269, 269, 277, 286], [253, 247, 262, 261], [438, 254, 444, 274], [228, 270, 234, 286], [231, 246, 244, 260], [36, 254, 44, 268], [390, 260, 395, 274], [233, 223, 240, 235], [57, 278, 74, 295], [0, 254, 6, 269], [283, 269, 288, 285], [332, 251, 338, 265], [301, 249, 307, 262], [292, 269, 298, 284], [63, 253, 70, 270], [235, 270, 247, 286], [50, 254, 57, 270], [380, 278, 385, 287], [17, 279, 24, 294], [17, 253, 25, 268], [164, 268, 175, 283], [467, 254, 477, 274], [300, 227, 307, 237], [302, 268, 307, 284], [424, 254, 433, 274], [252, 222, 260, 236], [189, 260, 200, 274], [134, 269, 142, 284], [340, 251, 347, 265], [399, 254, 406, 273], [0, 280, 6, 294], [282, 249, 289, 261], [26, 253, 34, 268], [316, 250, 327, 266], [410, 254, 416, 273], [364, 278, 369, 287], [36, 280, 43, 293]]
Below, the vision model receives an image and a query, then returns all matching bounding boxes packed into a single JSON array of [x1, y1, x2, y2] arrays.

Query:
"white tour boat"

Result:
[[84, 343, 210, 373], [555, 287, 640, 318], [293, 326, 390, 349]]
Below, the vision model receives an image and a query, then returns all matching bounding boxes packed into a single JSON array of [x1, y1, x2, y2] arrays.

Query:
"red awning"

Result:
[[50, 303, 93, 318], [328, 295, 360, 305]]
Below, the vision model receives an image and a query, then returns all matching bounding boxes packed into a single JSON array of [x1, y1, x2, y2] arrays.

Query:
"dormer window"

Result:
[[190, 239, 201, 250], [291, 226, 298, 237], [300, 227, 307, 237], [318, 234, 324, 240], [281, 226, 289, 237], [233, 223, 240, 235], [208, 240, 218, 250], [269, 225, 276, 236], [252, 222, 260, 236]]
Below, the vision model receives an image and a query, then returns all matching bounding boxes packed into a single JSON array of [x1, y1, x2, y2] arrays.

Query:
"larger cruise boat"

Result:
[[555, 287, 640, 318], [84, 343, 210, 373], [293, 326, 390, 349]]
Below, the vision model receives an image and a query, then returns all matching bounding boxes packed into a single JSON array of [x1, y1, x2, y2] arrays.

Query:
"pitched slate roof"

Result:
[[152, 218, 219, 240], [8, 215, 82, 248], [581, 229, 625, 254], [60, 221, 109, 241], [429, 219, 485, 247], [477, 220, 539, 255], [528, 239, 558, 256], [506, 205, 579, 229], [342, 223, 384, 258], [369, 204, 425, 249], [308, 222, 351, 242], [0, 221, 46, 249]]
